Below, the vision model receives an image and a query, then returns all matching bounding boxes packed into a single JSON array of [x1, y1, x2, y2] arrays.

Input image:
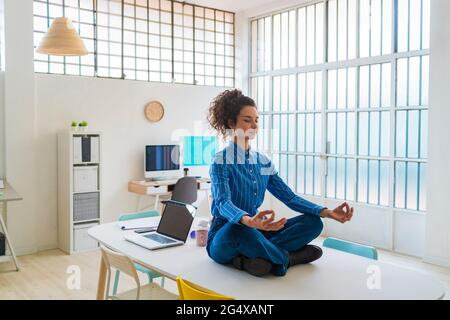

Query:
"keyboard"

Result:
[[144, 233, 176, 244]]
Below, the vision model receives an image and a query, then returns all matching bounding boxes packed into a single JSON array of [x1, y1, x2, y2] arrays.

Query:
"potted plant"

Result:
[[78, 121, 88, 132], [71, 121, 78, 132]]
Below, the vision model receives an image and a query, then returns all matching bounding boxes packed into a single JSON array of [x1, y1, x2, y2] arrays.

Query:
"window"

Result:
[[183, 136, 218, 166], [251, 0, 430, 212], [33, 0, 235, 86]]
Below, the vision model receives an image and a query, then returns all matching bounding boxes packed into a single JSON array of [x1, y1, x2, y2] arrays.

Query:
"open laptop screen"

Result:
[[157, 201, 195, 242]]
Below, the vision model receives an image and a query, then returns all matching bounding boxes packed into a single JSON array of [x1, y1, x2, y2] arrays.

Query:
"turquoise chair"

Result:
[[112, 210, 165, 295], [323, 237, 378, 260]]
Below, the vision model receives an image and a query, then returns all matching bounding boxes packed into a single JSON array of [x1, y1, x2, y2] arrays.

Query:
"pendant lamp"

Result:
[[36, 17, 88, 56]]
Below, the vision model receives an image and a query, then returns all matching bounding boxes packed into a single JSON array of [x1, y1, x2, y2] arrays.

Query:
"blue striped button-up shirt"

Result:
[[209, 142, 324, 224]]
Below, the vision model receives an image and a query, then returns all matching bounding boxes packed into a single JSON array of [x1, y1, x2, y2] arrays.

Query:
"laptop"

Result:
[[124, 200, 196, 250]]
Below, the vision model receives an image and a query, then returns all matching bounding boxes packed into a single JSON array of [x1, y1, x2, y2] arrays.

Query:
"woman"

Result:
[[206, 89, 354, 277]]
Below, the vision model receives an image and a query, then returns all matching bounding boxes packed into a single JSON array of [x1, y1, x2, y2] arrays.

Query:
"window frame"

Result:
[[250, 0, 430, 212]]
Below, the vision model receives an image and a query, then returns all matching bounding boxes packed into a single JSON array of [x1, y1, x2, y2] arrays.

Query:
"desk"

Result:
[[128, 178, 211, 212], [0, 181, 22, 271], [89, 220, 446, 300]]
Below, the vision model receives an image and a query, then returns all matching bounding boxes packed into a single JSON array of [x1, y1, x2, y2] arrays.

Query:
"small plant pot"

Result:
[[78, 126, 88, 132], [71, 126, 78, 132]]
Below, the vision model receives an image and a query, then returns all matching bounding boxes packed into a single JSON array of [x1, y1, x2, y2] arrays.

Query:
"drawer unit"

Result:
[[73, 222, 99, 252], [73, 192, 99, 222], [73, 136, 100, 163], [73, 166, 98, 193], [199, 181, 211, 190], [146, 185, 169, 194]]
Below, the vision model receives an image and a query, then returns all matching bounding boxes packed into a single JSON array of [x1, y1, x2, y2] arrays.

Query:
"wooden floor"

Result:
[[0, 249, 178, 300], [0, 240, 449, 299]]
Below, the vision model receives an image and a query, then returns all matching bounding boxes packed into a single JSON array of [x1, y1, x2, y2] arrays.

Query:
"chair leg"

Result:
[[112, 270, 120, 296], [146, 274, 164, 288]]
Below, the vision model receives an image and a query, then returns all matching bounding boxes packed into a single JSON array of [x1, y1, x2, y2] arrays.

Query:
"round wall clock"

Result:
[[144, 101, 165, 123]]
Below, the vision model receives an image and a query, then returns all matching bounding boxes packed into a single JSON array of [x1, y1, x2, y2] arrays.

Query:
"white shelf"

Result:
[[74, 218, 100, 224], [72, 132, 101, 136], [73, 162, 100, 166], [58, 130, 102, 254], [73, 190, 100, 195]]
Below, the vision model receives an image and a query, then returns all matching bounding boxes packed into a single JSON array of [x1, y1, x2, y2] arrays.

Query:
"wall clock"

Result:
[[144, 101, 165, 123]]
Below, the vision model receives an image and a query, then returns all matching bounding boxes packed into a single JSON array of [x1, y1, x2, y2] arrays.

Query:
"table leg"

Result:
[[205, 190, 212, 214], [154, 194, 159, 211], [0, 203, 19, 271], [136, 195, 142, 212], [96, 254, 107, 300]]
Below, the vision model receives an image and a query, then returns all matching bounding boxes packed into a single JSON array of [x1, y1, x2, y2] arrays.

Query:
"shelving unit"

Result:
[[57, 131, 102, 254]]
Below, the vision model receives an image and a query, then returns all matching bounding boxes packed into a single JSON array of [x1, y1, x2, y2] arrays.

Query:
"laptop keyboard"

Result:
[[144, 233, 176, 244]]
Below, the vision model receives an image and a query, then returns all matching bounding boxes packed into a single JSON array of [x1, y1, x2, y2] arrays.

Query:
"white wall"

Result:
[[0, 0, 4, 178], [34, 74, 226, 250], [425, 0, 450, 268], [3, 0, 38, 255], [0, 71, 4, 178]]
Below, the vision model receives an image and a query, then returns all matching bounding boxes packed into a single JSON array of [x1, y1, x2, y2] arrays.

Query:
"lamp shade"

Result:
[[36, 17, 88, 56]]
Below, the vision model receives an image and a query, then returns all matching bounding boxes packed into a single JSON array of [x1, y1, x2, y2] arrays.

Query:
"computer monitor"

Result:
[[145, 145, 181, 180]]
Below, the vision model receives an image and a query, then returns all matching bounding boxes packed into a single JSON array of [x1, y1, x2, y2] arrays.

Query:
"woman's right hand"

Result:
[[240, 210, 287, 231]]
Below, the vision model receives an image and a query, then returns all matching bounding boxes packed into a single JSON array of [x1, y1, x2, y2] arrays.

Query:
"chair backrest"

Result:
[[176, 277, 234, 300], [118, 210, 160, 221], [171, 177, 198, 204], [100, 246, 141, 299], [323, 237, 378, 260]]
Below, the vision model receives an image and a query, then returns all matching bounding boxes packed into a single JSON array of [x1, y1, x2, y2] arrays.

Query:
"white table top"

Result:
[[89, 220, 446, 300]]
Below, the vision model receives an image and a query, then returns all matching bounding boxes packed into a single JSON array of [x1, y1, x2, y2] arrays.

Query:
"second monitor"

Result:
[[145, 145, 181, 180]]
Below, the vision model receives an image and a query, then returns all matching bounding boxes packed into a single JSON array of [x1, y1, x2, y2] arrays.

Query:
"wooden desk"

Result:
[[128, 178, 211, 212], [89, 219, 446, 300], [0, 181, 23, 271]]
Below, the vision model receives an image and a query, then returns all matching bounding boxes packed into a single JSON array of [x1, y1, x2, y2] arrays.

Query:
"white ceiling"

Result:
[[187, 0, 276, 12]]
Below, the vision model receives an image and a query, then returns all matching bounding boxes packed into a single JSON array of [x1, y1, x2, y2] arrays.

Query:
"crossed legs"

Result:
[[208, 214, 324, 276]]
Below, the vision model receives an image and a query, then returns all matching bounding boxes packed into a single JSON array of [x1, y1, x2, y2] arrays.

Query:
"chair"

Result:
[[323, 237, 378, 260], [100, 246, 178, 300], [112, 210, 165, 295], [161, 176, 198, 210], [176, 277, 234, 300], [171, 176, 198, 204]]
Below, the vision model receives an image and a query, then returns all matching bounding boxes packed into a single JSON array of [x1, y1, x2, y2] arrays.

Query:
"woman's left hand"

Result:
[[320, 202, 354, 224]]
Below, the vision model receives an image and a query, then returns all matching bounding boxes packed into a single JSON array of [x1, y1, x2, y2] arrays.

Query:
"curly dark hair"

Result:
[[207, 89, 256, 138]]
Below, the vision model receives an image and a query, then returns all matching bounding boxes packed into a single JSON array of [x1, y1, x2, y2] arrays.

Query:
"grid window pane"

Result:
[[297, 155, 321, 196], [395, 161, 426, 211], [34, 0, 96, 76], [33, 0, 234, 86], [328, 0, 358, 62], [360, 0, 392, 58], [250, 0, 429, 211], [398, 0, 430, 52], [327, 157, 356, 201]]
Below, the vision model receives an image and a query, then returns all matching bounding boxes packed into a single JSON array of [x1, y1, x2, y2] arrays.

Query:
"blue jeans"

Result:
[[207, 214, 324, 276]]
